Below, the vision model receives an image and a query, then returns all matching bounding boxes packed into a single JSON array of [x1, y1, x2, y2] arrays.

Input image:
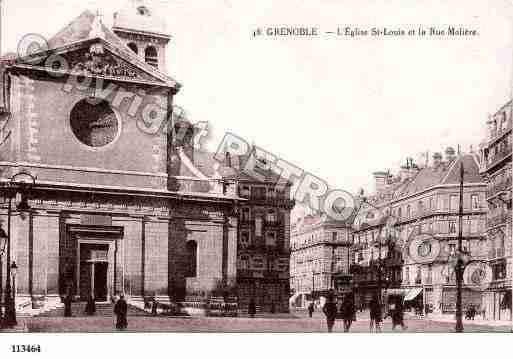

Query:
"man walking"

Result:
[[84, 295, 96, 316], [341, 294, 356, 332], [322, 293, 338, 333], [369, 295, 382, 333], [248, 298, 256, 318], [308, 301, 314, 318], [391, 296, 407, 331], [114, 294, 128, 330], [63, 291, 73, 317]]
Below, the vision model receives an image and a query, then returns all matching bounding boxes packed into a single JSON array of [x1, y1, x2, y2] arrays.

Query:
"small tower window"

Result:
[[127, 42, 138, 54], [137, 6, 151, 16], [145, 46, 158, 68]]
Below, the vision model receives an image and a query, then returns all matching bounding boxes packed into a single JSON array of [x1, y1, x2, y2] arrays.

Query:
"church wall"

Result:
[[4, 72, 170, 190], [13, 214, 29, 295], [185, 221, 224, 294], [115, 216, 144, 297], [143, 219, 169, 296]]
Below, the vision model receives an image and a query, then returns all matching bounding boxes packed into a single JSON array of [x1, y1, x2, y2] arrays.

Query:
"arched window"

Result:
[[145, 46, 158, 68], [127, 42, 138, 54], [186, 241, 197, 277]]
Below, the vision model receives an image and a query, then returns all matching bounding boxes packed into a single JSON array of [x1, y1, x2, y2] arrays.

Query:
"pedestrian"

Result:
[[369, 295, 382, 333], [424, 303, 429, 318], [341, 294, 356, 332], [322, 293, 338, 333], [248, 298, 256, 318], [151, 297, 158, 316], [391, 296, 407, 331], [114, 294, 128, 330], [307, 301, 314, 318], [84, 295, 96, 316], [63, 292, 73, 317]]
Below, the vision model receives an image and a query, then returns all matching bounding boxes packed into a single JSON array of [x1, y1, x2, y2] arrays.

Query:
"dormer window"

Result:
[[137, 6, 151, 16]]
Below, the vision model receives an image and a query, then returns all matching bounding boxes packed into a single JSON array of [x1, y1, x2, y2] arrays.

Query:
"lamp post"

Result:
[[455, 162, 464, 333], [1, 171, 36, 328], [0, 226, 7, 323], [10, 262, 17, 311]]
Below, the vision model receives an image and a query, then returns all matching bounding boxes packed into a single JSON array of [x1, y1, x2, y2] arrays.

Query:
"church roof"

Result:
[[12, 9, 179, 89], [170, 148, 290, 186]]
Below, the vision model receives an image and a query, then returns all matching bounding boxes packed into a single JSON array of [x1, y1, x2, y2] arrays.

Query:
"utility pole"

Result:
[[455, 161, 464, 333], [0, 0, 3, 55]]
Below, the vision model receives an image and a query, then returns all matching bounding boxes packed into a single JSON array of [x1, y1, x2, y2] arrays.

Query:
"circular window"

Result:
[[70, 98, 119, 148]]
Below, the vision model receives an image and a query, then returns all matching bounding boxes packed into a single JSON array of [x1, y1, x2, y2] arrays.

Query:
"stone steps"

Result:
[[36, 302, 148, 317]]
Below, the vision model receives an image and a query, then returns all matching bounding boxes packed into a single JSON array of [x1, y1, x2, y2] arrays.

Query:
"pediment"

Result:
[[14, 39, 176, 88]]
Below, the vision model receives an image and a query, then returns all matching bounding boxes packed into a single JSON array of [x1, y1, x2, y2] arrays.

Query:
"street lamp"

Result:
[[1, 171, 36, 328], [0, 226, 7, 322], [10, 262, 17, 311]]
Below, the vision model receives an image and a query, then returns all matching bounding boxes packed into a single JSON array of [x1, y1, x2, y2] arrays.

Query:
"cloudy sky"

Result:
[[1, 0, 513, 196]]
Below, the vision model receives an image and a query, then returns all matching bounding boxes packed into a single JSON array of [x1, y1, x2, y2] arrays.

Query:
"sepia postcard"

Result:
[[0, 0, 512, 356]]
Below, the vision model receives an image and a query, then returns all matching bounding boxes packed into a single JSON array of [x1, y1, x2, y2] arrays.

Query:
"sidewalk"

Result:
[[405, 312, 512, 328]]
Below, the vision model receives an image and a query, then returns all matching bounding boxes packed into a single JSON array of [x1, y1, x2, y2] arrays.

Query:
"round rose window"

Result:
[[70, 98, 119, 147]]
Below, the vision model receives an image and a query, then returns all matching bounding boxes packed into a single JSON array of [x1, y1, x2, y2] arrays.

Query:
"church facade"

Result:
[[0, 1, 292, 313]]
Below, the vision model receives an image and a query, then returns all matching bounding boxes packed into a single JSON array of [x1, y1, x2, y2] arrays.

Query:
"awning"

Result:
[[404, 287, 423, 301]]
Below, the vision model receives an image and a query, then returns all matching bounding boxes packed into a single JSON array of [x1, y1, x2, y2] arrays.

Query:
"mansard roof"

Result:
[[368, 153, 484, 205]]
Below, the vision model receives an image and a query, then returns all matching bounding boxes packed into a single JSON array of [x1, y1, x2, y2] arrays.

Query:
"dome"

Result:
[[113, 0, 168, 36]]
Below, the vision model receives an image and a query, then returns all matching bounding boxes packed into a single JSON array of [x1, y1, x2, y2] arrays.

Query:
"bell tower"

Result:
[[113, 0, 170, 71]]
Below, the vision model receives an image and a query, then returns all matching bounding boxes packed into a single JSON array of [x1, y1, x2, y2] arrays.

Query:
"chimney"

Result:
[[433, 152, 442, 167], [373, 171, 389, 194], [445, 147, 456, 163], [399, 158, 418, 181]]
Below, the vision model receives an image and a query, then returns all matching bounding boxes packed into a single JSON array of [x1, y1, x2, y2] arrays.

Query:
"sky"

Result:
[[1, 0, 513, 198]]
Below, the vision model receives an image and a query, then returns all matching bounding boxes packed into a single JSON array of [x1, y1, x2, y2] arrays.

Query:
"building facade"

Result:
[[0, 1, 292, 313], [480, 101, 513, 321], [352, 151, 488, 313], [290, 214, 353, 306], [233, 172, 294, 312]]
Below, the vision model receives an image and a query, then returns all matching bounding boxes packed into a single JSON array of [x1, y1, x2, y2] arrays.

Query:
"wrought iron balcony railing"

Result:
[[488, 247, 506, 260], [487, 211, 510, 228], [486, 177, 512, 198], [484, 147, 512, 171]]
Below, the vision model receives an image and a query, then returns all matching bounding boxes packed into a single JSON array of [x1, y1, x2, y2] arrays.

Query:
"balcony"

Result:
[[488, 211, 510, 228], [488, 125, 512, 145], [249, 197, 295, 208], [264, 220, 282, 228], [486, 177, 512, 198], [173, 178, 237, 196], [484, 147, 512, 172], [488, 247, 506, 260]]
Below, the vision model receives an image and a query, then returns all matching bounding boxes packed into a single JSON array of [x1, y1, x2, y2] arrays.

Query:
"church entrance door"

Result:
[[79, 243, 110, 301]]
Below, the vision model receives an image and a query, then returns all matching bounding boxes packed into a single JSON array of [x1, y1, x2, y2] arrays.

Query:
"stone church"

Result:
[[0, 0, 293, 313]]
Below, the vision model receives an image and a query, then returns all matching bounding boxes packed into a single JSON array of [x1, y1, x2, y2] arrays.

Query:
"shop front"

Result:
[[441, 286, 483, 313]]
